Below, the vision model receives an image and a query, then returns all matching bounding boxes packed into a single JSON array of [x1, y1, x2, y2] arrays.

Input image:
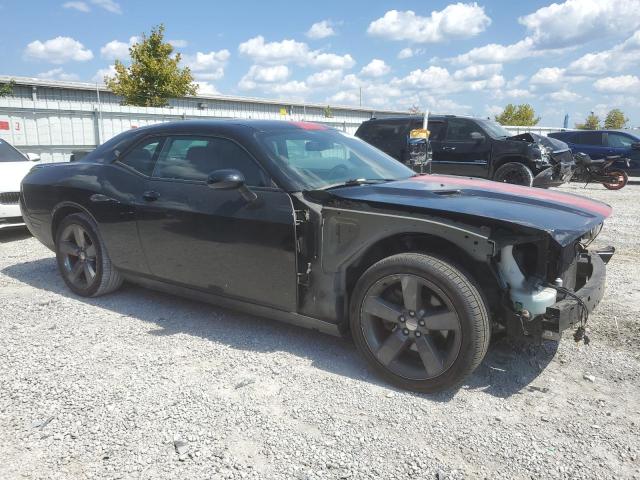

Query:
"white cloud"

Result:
[[238, 36, 309, 65], [185, 50, 231, 81], [519, 0, 640, 48], [328, 91, 360, 105], [392, 66, 453, 90], [307, 69, 343, 87], [530, 67, 566, 85], [594, 75, 640, 93], [568, 31, 640, 76], [486, 105, 504, 117], [452, 37, 539, 65], [37, 68, 79, 81], [367, 3, 491, 43], [360, 59, 390, 77], [453, 63, 502, 80], [306, 20, 336, 39], [100, 36, 137, 60], [547, 89, 582, 102], [468, 74, 505, 91], [92, 64, 116, 83], [503, 88, 533, 98], [91, 0, 121, 14], [397, 48, 414, 59], [25, 37, 93, 64], [238, 35, 355, 71], [168, 39, 188, 48], [63, 1, 90, 12], [239, 65, 290, 90], [271, 80, 309, 95], [194, 81, 219, 96], [310, 52, 355, 69]]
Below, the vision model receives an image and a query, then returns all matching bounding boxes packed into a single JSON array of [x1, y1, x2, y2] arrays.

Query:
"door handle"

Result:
[[442, 146, 456, 151], [142, 191, 160, 202]]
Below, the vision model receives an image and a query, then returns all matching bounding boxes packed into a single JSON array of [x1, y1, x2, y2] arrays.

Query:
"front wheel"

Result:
[[55, 213, 123, 297], [602, 170, 628, 190], [493, 162, 534, 186], [350, 253, 490, 393]]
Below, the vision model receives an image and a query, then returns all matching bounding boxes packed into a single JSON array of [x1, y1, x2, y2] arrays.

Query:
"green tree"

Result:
[[494, 103, 540, 126], [604, 109, 628, 129], [576, 113, 601, 130], [0, 80, 15, 97], [105, 25, 197, 107], [323, 105, 333, 118]]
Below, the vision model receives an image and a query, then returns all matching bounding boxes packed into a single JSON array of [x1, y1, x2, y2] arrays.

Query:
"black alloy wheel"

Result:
[[350, 253, 490, 393], [493, 162, 534, 186], [58, 223, 98, 290], [360, 274, 462, 380], [55, 213, 123, 297]]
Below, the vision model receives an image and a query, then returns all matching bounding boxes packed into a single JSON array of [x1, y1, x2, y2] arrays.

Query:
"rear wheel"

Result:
[[493, 162, 534, 186], [350, 253, 490, 393], [602, 170, 628, 190], [55, 213, 123, 297]]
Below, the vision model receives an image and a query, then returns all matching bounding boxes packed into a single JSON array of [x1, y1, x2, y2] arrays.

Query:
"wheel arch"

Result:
[[342, 232, 501, 328], [490, 155, 534, 177], [51, 202, 99, 241]]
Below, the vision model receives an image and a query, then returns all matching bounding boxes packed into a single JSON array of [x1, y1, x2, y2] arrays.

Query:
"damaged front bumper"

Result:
[[508, 248, 613, 341]]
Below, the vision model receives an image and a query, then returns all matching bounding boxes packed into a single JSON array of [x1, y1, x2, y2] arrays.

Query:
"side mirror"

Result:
[[206, 169, 257, 202], [470, 132, 485, 142], [26, 153, 41, 162]]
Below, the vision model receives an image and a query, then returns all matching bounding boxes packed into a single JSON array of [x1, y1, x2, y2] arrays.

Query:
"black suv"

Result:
[[355, 115, 574, 187]]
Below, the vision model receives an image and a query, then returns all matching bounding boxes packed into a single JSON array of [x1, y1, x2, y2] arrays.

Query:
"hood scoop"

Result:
[[432, 189, 461, 196]]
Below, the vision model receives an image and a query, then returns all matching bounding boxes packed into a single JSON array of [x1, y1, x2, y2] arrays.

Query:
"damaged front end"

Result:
[[493, 228, 614, 343], [510, 132, 575, 187]]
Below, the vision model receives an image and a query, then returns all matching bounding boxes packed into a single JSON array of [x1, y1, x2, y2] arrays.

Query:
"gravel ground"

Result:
[[1, 182, 639, 480]]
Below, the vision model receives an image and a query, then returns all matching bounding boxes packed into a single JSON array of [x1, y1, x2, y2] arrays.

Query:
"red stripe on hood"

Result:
[[414, 175, 613, 218]]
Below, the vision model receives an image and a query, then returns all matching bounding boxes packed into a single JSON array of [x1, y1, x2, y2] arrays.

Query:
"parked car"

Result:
[[21, 120, 613, 393], [0, 138, 39, 228], [355, 115, 575, 187], [548, 129, 640, 176]]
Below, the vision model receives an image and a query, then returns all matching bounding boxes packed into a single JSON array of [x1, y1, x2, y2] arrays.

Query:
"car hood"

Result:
[[322, 175, 612, 247], [0, 161, 37, 192], [507, 132, 569, 153]]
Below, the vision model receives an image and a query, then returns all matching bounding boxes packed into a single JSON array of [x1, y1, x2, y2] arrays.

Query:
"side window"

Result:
[[426, 121, 445, 141], [607, 133, 633, 148], [117, 138, 163, 176], [575, 132, 603, 145], [152, 136, 268, 187], [444, 118, 476, 141]]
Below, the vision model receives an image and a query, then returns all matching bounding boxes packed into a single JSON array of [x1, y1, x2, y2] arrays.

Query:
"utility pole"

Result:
[[359, 87, 362, 107]]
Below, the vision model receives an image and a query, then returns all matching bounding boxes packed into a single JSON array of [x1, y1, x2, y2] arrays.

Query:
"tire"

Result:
[[493, 162, 534, 186], [350, 253, 490, 393], [602, 170, 628, 190], [54, 212, 123, 297]]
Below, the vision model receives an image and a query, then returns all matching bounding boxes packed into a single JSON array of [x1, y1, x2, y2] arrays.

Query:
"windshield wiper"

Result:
[[320, 178, 392, 190]]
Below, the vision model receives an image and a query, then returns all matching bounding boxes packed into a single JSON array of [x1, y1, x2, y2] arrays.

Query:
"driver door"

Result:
[[433, 118, 491, 178], [136, 134, 298, 312]]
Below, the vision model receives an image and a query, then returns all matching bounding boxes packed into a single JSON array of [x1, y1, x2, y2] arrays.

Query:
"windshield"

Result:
[[257, 127, 415, 190], [476, 119, 513, 139], [0, 139, 28, 162]]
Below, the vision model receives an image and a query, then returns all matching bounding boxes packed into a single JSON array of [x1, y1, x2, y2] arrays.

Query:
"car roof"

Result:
[[363, 114, 479, 124], [126, 119, 336, 135]]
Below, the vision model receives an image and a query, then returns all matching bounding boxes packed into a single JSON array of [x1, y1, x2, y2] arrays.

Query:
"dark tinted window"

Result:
[[153, 136, 268, 186], [356, 120, 408, 158], [444, 118, 477, 141], [117, 138, 163, 175], [0, 139, 27, 162], [549, 132, 575, 142], [426, 121, 445, 140], [575, 131, 603, 145], [607, 132, 634, 148]]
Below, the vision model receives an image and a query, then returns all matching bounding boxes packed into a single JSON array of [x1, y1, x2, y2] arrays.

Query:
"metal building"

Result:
[[0, 76, 406, 162]]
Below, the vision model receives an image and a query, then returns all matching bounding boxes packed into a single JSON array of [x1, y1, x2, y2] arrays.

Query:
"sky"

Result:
[[2, 0, 640, 127]]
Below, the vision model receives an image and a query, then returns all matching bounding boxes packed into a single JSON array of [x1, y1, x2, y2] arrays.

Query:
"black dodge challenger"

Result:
[[20, 120, 613, 393]]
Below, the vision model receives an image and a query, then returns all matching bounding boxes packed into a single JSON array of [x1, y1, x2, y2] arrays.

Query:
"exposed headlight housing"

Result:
[[581, 223, 603, 246]]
